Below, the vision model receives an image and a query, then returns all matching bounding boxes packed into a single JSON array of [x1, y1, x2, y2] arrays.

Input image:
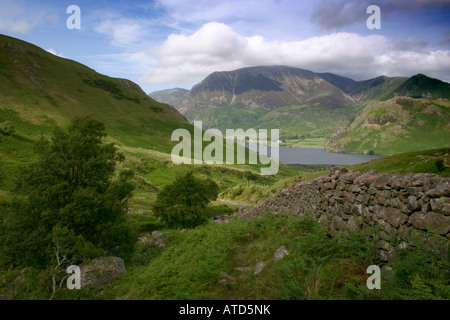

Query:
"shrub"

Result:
[[0, 121, 14, 135], [435, 159, 445, 172], [153, 172, 219, 229], [1, 116, 136, 268]]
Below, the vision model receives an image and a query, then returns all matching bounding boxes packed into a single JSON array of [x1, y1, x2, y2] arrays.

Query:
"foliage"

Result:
[[0, 117, 136, 269], [385, 230, 450, 300], [153, 172, 219, 229], [435, 159, 445, 172], [350, 148, 450, 177], [0, 121, 14, 135]]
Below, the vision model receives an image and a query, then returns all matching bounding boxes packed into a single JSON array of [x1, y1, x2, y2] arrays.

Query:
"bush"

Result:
[[153, 172, 219, 229], [0, 121, 14, 135], [1, 116, 136, 268], [435, 159, 445, 172]]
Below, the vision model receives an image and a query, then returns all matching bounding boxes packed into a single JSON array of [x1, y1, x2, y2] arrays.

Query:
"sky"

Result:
[[0, 0, 449, 93]]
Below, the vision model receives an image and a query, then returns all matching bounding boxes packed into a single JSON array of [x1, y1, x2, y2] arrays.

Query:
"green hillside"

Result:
[[349, 148, 450, 176], [0, 34, 189, 151], [325, 97, 450, 155], [383, 74, 450, 100], [0, 34, 299, 205]]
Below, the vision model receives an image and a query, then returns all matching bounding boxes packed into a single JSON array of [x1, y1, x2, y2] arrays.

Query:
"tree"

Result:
[[153, 172, 219, 229], [435, 159, 445, 172], [1, 117, 135, 268], [0, 121, 14, 135]]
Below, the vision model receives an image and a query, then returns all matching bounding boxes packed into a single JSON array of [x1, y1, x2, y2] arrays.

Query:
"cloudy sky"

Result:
[[1, 0, 449, 93]]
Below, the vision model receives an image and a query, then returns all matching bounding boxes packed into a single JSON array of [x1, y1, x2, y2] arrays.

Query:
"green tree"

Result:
[[1, 117, 135, 268], [0, 121, 14, 135], [153, 172, 219, 229], [435, 159, 445, 172]]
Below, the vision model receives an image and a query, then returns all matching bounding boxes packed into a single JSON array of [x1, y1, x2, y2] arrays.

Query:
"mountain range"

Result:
[[150, 66, 450, 154]]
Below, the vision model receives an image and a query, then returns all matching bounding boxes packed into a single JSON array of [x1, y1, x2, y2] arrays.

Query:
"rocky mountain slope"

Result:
[[149, 88, 188, 107], [152, 66, 449, 152], [151, 66, 408, 140], [324, 97, 450, 155]]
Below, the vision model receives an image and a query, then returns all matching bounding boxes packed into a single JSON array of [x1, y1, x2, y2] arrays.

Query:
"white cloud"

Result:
[[0, 1, 53, 34], [0, 19, 32, 33], [94, 18, 151, 48], [46, 49, 64, 58], [140, 22, 450, 87]]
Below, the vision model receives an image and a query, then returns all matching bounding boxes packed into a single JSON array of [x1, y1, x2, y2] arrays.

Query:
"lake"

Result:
[[246, 144, 385, 165]]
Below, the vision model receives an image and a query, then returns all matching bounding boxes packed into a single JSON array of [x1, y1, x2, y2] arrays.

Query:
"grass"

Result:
[[280, 137, 326, 148], [192, 101, 355, 144], [94, 214, 378, 300], [0, 35, 305, 208], [326, 98, 450, 155], [2, 147, 449, 300], [35, 212, 449, 300], [349, 148, 450, 176]]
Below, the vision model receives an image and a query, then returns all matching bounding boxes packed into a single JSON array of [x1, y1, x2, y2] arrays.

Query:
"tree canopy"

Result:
[[153, 171, 219, 229], [1, 117, 135, 268]]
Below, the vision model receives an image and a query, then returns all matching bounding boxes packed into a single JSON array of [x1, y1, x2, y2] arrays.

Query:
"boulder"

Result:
[[254, 262, 266, 275], [80, 256, 126, 289], [273, 246, 289, 262]]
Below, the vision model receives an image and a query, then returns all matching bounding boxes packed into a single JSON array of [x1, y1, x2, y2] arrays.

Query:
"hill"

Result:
[[164, 66, 432, 146], [383, 74, 450, 100], [162, 67, 449, 152], [324, 97, 450, 155], [149, 88, 189, 106], [0, 35, 301, 203], [0, 34, 190, 151], [173, 66, 362, 142]]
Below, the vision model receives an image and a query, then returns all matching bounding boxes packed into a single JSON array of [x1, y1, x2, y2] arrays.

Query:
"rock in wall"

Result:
[[238, 167, 450, 262]]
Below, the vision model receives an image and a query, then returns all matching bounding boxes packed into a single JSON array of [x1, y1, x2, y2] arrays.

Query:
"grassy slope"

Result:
[[349, 148, 450, 176], [0, 34, 191, 191], [183, 68, 360, 147], [0, 35, 301, 206], [325, 97, 450, 155], [196, 102, 354, 144], [101, 148, 449, 300]]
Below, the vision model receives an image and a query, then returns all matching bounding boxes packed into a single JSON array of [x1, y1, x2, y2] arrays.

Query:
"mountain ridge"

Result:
[[149, 65, 449, 152]]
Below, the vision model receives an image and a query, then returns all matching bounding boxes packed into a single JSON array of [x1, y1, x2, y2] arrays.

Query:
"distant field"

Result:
[[349, 148, 450, 176], [280, 137, 326, 148]]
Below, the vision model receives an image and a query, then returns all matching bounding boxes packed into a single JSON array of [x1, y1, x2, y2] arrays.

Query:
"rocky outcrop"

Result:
[[80, 256, 126, 289], [238, 167, 449, 262], [138, 231, 167, 248]]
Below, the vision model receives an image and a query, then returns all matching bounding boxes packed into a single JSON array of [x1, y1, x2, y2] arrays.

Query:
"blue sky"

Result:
[[0, 0, 449, 93]]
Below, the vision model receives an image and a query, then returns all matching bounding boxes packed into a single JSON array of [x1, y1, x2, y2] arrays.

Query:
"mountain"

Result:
[[174, 66, 363, 140], [149, 88, 188, 106], [325, 74, 450, 155], [0, 34, 193, 191], [349, 76, 408, 103], [383, 74, 450, 100], [325, 97, 450, 155], [166, 66, 449, 152], [0, 34, 190, 151]]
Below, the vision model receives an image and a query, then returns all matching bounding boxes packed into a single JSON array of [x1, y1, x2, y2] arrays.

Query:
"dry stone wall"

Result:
[[238, 167, 450, 262]]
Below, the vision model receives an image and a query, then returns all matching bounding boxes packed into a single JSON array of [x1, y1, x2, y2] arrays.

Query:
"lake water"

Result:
[[246, 144, 385, 165]]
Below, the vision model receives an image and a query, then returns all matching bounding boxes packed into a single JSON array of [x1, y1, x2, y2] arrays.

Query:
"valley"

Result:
[[151, 67, 450, 155], [0, 34, 449, 302]]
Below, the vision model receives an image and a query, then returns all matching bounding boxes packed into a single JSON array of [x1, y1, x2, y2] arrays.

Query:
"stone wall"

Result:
[[238, 167, 450, 262]]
